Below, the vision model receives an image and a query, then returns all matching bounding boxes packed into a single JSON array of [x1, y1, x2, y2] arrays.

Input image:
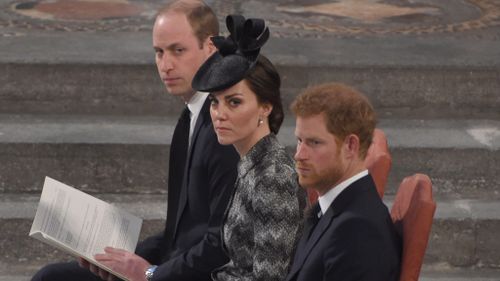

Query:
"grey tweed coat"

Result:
[[212, 133, 307, 281]]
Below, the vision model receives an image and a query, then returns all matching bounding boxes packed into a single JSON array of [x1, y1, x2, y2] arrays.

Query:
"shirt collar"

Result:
[[186, 92, 209, 145], [318, 169, 369, 215], [186, 91, 209, 117]]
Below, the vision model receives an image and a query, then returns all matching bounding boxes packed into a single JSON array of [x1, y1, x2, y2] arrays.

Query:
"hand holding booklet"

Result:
[[30, 176, 143, 281]]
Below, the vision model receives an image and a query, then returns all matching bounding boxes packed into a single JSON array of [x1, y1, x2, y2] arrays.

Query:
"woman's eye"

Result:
[[209, 96, 218, 105], [229, 99, 241, 106]]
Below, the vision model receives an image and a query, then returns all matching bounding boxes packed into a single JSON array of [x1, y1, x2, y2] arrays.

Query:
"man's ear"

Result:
[[204, 37, 216, 56], [343, 134, 361, 158]]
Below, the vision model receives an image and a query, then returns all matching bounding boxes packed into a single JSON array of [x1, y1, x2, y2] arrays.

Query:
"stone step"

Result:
[[2, 269, 500, 281], [419, 268, 500, 281], [2, 61, 499, 119], [1, 273, 499, 281], [1, 24, 500, 119], [0, 114, 171, 194], [371, 119, 500, 199], [1, 115, 499, 199], [1, 194, 500, 277], [0, 62, 175, 116], [384, 197, 500, 269], [279, 65, 500, 120]]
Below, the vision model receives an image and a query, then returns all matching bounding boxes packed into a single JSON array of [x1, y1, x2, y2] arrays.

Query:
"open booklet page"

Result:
[[30, 176, 143, 281]]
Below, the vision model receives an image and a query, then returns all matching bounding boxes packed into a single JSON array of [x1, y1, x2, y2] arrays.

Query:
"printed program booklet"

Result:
[[30, 176, 143, 281]]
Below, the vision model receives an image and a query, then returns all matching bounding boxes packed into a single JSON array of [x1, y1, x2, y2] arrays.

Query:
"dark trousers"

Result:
[[31, 261, 123, 281]]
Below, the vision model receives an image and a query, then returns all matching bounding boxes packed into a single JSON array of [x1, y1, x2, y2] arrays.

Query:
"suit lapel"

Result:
[[291, 204, 321, 267], [173, 98, 211, 239], [288, 204, 336, 278], [287, 175, 374, 279], [163, 107, 191, 247]]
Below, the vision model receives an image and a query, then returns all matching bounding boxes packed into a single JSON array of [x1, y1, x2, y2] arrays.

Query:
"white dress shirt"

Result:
[[186, 92, 209, 146], [318, 170, 369, 215]]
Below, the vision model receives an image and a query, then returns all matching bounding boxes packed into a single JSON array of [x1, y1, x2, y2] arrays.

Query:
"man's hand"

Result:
[[78, 257, 116, 281], [89, 247, 152, 281]]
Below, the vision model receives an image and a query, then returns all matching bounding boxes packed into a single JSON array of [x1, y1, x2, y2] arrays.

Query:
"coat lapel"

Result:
[[288, 203, 336, 278], [173, 98, 211, 239], [287, 175, 374, 280]]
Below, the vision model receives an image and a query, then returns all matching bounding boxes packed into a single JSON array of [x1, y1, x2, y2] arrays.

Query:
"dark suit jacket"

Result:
[[286, 175, 401, 281], [135, 98, 239, 281]]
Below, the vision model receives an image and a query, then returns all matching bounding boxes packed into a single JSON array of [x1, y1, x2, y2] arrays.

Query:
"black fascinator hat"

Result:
[[192, 14, 270, 92]]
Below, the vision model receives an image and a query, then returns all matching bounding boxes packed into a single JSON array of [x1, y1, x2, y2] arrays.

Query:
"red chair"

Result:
[[306, 128, 391, 204], [364, 128, 392, 198], [391, 174, 436, 281], [306, 188, 319, 205]]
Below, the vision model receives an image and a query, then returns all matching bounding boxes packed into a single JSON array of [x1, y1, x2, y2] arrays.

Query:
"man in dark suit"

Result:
[[286, 82, 401, 281], [31, 1, 239, 281]]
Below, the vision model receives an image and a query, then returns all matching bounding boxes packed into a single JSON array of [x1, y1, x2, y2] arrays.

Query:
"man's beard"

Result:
[[298, 162, 344, 193]]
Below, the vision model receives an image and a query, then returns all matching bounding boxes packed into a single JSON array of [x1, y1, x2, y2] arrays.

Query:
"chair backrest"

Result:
[[305, 128, 391, 204], [391, 174, 436, 281], [364, 128, 392, 198]]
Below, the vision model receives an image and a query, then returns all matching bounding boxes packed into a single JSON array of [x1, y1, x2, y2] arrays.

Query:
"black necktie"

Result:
[[294, 203, 321, 263], [171, 106, 191, 183], [164, 107, 191, 248], [304, 203, 322, 241]]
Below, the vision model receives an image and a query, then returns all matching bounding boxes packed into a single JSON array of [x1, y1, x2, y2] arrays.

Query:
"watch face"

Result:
[[145, 265, 157, 281]]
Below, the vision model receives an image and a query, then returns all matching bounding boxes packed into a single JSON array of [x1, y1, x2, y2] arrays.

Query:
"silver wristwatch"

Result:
[[145, 265, 158, 281]]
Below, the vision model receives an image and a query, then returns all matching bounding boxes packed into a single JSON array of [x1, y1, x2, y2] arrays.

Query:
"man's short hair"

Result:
[[291, 82, 376, 159], [158, 0, 219, 47]]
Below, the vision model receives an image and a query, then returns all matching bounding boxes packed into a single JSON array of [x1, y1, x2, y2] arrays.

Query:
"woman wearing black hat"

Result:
[[192, 15, 306, 281]]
